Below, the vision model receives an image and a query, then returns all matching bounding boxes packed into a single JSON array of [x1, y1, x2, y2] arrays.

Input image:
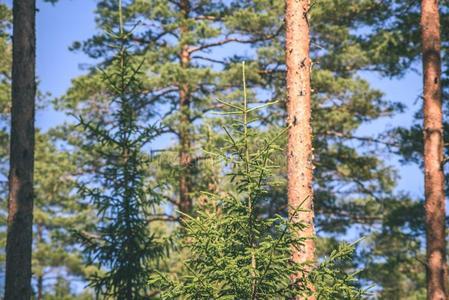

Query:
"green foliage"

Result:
[[362, 2, 449, 296], [61, 0, 404, 231], [311, 242, 365, 299], [0, 6, 12, 277], [239, 2, 428, 296], [40, 276, 95, 300], [60, 0, 292, 210], [151, 65, 363, 300], [32, 131, 95, 298], [55, 0, 436, 297], [76, 5, 166, 299], [0, 3, 11, 114]]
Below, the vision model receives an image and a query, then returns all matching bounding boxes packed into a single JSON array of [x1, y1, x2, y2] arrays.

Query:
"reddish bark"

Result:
[[285, 0, 315, 297], [420, 1, 448, 299], [4, 0, 36, 299]]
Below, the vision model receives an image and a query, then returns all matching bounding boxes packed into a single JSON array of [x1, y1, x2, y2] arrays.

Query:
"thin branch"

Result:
[[188, 31, 280, 54], [324, 130, 398, 147]]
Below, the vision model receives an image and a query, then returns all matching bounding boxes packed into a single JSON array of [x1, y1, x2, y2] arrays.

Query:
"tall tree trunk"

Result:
[[421, 1, 448, 299], [285, 0, 315, 297], [4, 0, 36, 299], [178, 0, 192, 214]]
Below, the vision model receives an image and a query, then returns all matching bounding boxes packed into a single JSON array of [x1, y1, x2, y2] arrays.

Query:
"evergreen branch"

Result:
[[215, 98, 244, 111], [192, 55, 227, 65], [188, 35, 275, 54], [247, 101, 279, 113], [211, 111, 242, 115], [258, 200, 309, 288], [324, 130, 398, 147]]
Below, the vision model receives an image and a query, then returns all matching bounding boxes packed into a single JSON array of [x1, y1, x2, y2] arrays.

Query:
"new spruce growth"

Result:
[[76, 2, 165, 299], [152, 63, 363, 299]]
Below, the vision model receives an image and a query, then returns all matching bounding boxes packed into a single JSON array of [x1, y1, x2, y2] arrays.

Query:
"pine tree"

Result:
[[4, 0, 36, 299], [248, 0, 402, 227], [76, 3, 166, 298], [285, 1, 315, 294], [420, 0, 448, 298], [363, 1, 449, 296], [239, 1, 413, 295]]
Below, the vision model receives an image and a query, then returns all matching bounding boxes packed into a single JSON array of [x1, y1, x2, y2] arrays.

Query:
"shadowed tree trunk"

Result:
[[420, 1, 448, 299], [285, 0, 315, 298], [178, 0, 192, 214], [4, 0, 36, 299]]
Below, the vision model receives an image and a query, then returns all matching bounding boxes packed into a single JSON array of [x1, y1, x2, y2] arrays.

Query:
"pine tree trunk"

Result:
[[178, 0, 192, 214], [285, 0, 315, 298], [421, 1, 449, 299], [4, 0, 36, 299]]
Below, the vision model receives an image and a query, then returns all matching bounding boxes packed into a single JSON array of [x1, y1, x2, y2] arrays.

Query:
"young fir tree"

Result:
[[76, 3, 166, 299], [151, 64, 363, 300]]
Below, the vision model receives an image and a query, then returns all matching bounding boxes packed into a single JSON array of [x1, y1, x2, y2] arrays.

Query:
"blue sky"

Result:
[[30, 0, 423, 198], [35, 0, 97, 128]]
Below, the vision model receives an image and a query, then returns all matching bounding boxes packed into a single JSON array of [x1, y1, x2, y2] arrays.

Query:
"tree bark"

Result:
[[4, 0, 36, 299], [420, 1, 448, 299], [178, 0, 192, 214], [285, 0, 315, 298]]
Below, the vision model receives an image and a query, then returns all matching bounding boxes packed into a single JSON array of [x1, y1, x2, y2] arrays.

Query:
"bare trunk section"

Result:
[[285, 0, 315, 298], [4, 0, 36, 299], [421, 1, 448, 299], [178, 0, 192, 214]]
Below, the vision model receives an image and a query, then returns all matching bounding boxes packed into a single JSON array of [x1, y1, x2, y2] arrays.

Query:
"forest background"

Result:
[[13, 0, 423, 191], [0, 0, 444, 299]]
